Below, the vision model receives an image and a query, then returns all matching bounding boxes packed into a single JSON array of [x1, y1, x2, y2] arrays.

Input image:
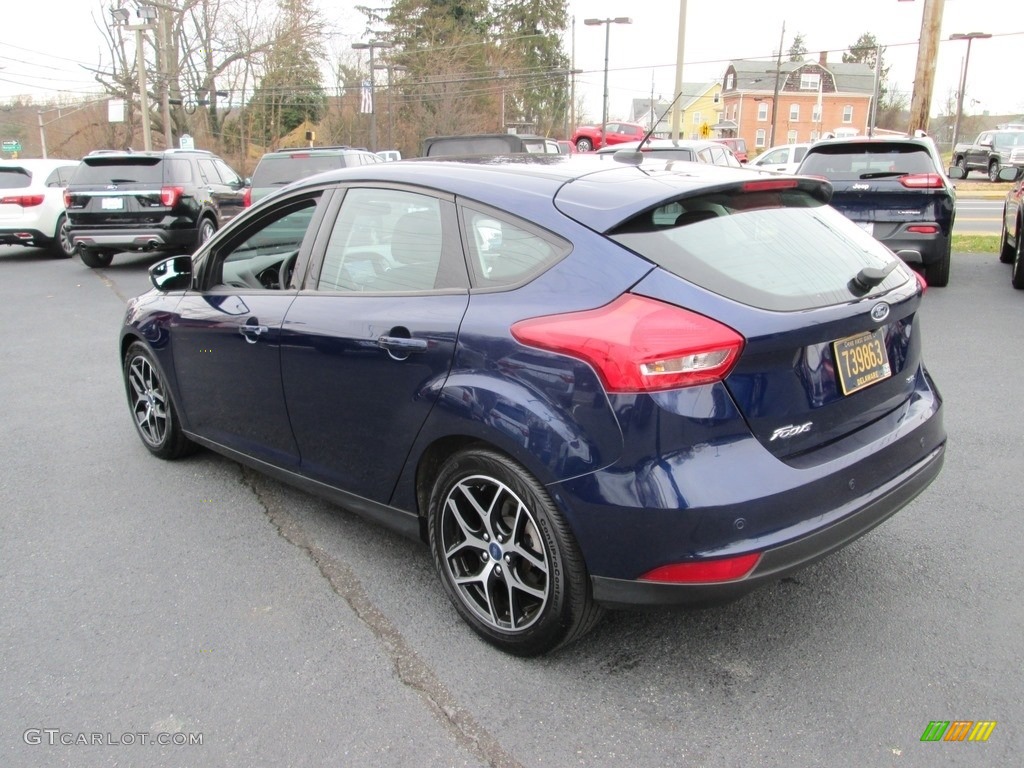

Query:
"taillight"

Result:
[[510, 294, 745, 393], [640, 552, 761, 583], [0, 194, 44, 207], [742, 178, 799, 192], [914, 269, 928, 294], [899, 173, 944, 189], [63, 191, 72, 208], [160, 186, 184, 207], [242, 187, 252, 207]]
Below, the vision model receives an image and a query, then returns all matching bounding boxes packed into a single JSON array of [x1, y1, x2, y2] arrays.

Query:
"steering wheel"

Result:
[[278, 250, 300, 289]]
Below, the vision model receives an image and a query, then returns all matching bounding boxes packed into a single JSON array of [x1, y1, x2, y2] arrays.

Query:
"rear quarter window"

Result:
[[609, 189, 908, 311]]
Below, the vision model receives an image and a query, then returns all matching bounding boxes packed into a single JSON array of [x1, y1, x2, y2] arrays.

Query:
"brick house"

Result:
[[715, 54, 876, 154]]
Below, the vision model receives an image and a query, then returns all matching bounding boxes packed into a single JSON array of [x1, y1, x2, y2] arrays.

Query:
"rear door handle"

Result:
[[377, 335, 427, 353], [239, 324, 269, 344]]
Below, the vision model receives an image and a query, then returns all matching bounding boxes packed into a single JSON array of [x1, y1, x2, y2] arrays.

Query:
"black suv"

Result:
[[795, 136, 956, 286], [246, 146, 382, 207], [64, 149, 246, 268]]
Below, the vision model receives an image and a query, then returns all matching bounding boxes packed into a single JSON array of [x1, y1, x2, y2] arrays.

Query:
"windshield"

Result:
[[609, 189, 909, 311]]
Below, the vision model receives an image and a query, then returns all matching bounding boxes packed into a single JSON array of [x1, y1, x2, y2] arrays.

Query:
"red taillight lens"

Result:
[[0, 194, 45, 207], [242, 187, 252, 207], [63, 191, 72, 208], [899, 173, 944, 189], [511, 294, 745, 393], [914, 269, 928, 294], [906, 224, 938, 234], [742, 178, 799, 192], [160, 186, 184, 207], [640, 552, 761, 583]]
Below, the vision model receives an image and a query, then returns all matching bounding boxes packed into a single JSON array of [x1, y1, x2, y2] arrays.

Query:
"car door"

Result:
[[168, 189, 331, 465], [968, 132, 992, 170], [280, 186, 470, 503], [197, 157, 245, 225]]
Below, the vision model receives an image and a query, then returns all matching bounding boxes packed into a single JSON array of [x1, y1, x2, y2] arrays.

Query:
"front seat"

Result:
[[372, 211, 442, 292]]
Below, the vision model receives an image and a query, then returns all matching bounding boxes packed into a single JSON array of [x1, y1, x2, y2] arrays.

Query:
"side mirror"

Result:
[[149, 255, 193, 292], [947, 166, 966, 180], [998, 166, 1024, 182]]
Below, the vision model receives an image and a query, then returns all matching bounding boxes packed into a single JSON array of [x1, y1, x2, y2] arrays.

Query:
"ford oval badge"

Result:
[[871, 302, 890, 322]]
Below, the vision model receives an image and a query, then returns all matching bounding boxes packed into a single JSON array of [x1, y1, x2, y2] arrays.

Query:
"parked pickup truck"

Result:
[[952, 129, 1024, 182]]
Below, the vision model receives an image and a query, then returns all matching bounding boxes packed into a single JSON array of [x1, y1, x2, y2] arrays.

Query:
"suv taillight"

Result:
[[63, 191, 72, 208], [243, 187, 252, 207], [160, 186, 184, 207], [511, 294, 744, 393], [1, 194, 44, 207], [899, 174, 944, 189]]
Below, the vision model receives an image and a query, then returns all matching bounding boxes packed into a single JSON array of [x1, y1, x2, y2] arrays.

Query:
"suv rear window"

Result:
[[252, 154, 357, 186], [798, 143, 936, 179], [0, 167, 31, 189], [609, 187, 907, 311], [73, 157, 167, 185]]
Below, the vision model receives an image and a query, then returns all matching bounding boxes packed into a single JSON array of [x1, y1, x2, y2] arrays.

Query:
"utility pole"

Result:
[[769, 21, 784, 148], [158, 6, 173, 148], [670, 0, 687, 140], [907, 0, 945, 135]]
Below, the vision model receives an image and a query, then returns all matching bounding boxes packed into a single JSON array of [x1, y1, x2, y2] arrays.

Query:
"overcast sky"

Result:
[[2, 0, 1021, 125]]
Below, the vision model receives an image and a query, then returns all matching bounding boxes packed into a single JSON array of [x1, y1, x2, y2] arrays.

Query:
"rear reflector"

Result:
[[511, 294, 744, 393], [906, 224, 938, 234], [640, 552, 761, 583], [0, 194, 44, 207]]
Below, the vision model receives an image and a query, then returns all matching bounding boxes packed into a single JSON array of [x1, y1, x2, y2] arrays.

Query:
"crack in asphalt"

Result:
[[240, 467, 525, 768]]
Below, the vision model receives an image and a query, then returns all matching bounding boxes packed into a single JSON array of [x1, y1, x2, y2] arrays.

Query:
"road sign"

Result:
[[2, 140, 22, 153], [699, 123, 710, 139]]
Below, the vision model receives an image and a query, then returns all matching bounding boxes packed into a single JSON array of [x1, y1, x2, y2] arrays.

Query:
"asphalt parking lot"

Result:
[[1, 246, 1021, 767]]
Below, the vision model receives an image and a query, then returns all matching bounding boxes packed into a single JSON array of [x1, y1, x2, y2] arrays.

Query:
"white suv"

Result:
[[0, 158, 79, 257]]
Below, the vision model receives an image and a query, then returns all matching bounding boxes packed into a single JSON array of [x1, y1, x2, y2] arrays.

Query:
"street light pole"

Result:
[[584, 17, 632, 149], [949, 32, 991, 151], [352, 40, 393, 152], [373, 62, 407, 151]]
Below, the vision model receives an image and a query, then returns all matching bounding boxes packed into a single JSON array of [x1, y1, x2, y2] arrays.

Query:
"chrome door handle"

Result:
[[239, 324, 268, 344]]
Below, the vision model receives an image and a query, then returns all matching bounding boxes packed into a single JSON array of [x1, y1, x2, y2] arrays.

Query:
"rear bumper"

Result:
[[878, 229, 950, 266], [590, 442, 944, 607], [0, 228, 52, 245], [70, 227, 194, 252]]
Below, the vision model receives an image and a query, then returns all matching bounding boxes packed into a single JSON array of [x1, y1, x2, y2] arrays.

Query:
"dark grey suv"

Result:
[[65, 149, 246, 268]]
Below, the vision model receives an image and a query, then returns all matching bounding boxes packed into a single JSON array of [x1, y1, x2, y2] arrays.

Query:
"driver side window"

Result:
[[205, 193, 321, 291]]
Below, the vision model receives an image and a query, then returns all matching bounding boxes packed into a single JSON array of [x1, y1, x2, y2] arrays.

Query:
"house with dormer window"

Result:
[[715, 54, 875, 154]]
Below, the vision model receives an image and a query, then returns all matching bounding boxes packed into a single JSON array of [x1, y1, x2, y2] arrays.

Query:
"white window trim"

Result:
[[755, 129, 767, 148], [842, 105, 853, 123], [789, 104, 800, 121], [757, 103, 768, 121]]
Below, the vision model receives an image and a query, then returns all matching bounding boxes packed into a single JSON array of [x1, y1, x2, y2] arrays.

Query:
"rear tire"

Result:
[[79, 248, 114, 268], [923, 241, 951, 288], [196, 217, 217, 248], [49, 213, 75, 258], [427, 446, 603, 656], [988, 160, 1001, 183]]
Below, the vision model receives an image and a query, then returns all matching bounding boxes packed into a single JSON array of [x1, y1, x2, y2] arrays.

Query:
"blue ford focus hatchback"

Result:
[[121, 155, 945, 655]]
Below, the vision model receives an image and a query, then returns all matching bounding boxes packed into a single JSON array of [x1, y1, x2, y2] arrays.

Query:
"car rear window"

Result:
[[0, 167, 31, 189], [798, 143, 936, 179], [608, 186, 908, 311], [73, 157, 165, 185], [252, 154, 351, 187]]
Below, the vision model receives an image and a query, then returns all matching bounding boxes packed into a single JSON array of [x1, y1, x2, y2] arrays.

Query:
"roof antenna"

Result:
[[614, 89, 687, 164]]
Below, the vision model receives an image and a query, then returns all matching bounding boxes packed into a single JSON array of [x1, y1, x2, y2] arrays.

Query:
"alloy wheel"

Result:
[[438, 474, 551, 632], [127, 354, 169, 448]]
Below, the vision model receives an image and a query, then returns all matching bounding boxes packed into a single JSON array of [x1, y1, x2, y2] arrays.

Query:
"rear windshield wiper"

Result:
[[850, 260, 900, 293]]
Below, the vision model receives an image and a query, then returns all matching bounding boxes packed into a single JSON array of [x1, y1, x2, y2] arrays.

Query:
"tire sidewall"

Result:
[[427, 448, 574, 655], [123, 342, 178, 457]]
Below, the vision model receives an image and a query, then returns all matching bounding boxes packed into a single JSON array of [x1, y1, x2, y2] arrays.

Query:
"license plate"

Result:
[[855, 221, 874, 236], [833, 328, 892, 396], [101, 197, 124, 210]]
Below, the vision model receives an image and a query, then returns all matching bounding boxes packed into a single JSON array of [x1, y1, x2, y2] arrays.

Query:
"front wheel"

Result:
[[428, 446, 602, 656], [955, 156, 966, 172], [575, 137, 593, 153], [1012, 235, 1024, 289], [123, 342, 195, 459], [989, 160, 1001, 183], [79, 248, 114, 268], [999, 217, 1016, 264]]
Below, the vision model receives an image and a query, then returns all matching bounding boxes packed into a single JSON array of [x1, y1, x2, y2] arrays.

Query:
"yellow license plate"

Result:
[[833, 328, 892, 396]]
